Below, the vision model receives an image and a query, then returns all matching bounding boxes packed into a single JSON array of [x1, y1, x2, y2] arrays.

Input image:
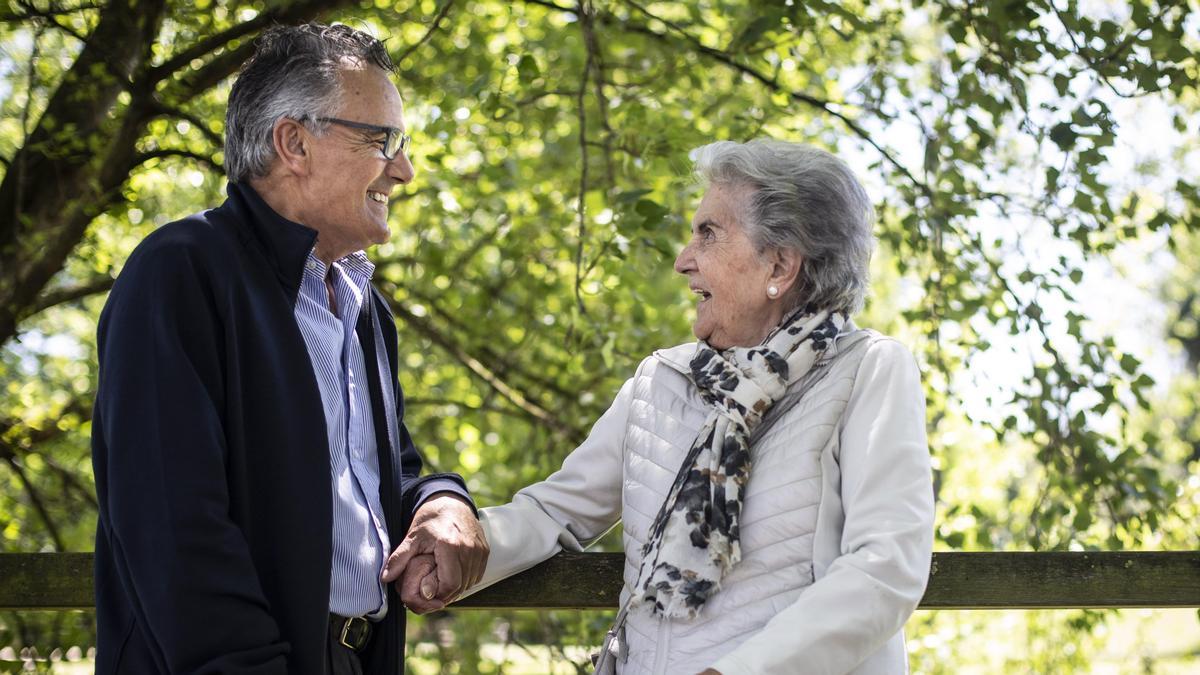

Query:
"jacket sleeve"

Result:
[[94, 241, 288, 673], [469, 372, 636, 591], [398, 419, 474, 520], [710, 339, 935, 675]]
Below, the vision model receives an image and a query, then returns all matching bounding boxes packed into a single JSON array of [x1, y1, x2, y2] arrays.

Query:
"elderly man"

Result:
[[91, 23, 487, 674]]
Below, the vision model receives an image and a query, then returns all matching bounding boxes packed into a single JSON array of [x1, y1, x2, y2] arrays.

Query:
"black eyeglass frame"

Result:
[[312, 117, 411, 160]]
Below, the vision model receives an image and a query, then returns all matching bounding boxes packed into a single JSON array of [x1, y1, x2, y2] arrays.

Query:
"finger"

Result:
[[460, 533, 486, 592], [454, 549, 477, 600], [381, 536, 421, 583], [398, 555, 442, 612], [465, 534, 489, 588], [432, 542, 465, 601], [420, 570, 438, 601], [465, 546, 486, 589], [399, 585, 444, 615]]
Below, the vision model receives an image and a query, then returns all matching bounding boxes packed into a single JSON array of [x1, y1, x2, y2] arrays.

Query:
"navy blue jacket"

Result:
[[92, 183, 470, 674]]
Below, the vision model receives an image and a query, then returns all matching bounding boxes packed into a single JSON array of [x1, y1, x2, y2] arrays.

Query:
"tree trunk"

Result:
[[0, 0, 358, 347], [0, 0, 168, 344]]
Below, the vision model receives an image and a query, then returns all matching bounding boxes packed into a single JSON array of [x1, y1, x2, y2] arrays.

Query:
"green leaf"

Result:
[[730, 15, 778, 52], [517, 54, 540, 82], [1049, 122, 1077, 151], [616, 189, 653, 204], [634, 199, 669, 229]]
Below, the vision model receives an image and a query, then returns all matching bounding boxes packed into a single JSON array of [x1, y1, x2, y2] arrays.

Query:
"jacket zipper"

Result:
[[652, 615, 671, 675]]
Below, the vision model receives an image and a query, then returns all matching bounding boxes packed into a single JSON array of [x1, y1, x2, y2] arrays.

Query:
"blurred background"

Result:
[[1, 0, 1198, 671]]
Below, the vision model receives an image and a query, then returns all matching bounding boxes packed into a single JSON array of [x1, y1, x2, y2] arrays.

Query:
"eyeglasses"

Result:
[[313, 117, 411, 160]]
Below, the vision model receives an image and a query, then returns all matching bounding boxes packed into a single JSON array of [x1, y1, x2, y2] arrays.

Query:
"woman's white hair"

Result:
[[693, 139, 875, 315]]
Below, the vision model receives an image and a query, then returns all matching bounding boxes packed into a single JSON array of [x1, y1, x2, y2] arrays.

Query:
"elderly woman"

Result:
[[470, 139, 932, 674]]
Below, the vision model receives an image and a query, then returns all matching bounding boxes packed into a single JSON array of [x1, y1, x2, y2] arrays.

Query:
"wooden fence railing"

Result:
[[2, 551, 1199, 611]]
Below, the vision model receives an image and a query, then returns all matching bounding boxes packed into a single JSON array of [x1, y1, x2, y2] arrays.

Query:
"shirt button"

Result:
[[306, 260, 317, 271]]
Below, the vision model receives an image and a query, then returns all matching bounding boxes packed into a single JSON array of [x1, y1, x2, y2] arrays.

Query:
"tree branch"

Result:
[[0, 0, 168, 347], [446, 213, 507, 276], [0, 397, 98, 526], [44, 455, 99, 510], [521, 0, 933, 197], [1048, 5, 1176, 100], [13, 20, 45, 231], [398, 282, 581, 403], [573, 0, 594, 317], [148, 103, 226, 150], [579, 0, 616, 190], [1, 0, 102, 20], [146, 10, 288, 85], [404, 396, 523, 416], [5, 0, 90, 41], [616, 0, 932, 197], [131, 148, 223, 173], [396, 0, 457, 65], [157, 0, 359, 105], [384, 295, 585, 444], [26, 274, 115, 317], [515, 88, 582, 106], [1, 452, 66, 552], [162, 40, 259, 106], [523, 0, 573, 12]]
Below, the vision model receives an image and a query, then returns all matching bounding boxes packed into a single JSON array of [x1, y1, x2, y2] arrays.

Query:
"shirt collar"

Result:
[[303, 250, 376, 287]]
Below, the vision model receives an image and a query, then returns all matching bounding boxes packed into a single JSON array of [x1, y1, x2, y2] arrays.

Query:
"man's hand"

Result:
[[381, 493, 489, 612]]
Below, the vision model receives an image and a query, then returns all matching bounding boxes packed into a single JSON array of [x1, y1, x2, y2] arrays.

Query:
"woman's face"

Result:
[[674, 183, 787, 350]]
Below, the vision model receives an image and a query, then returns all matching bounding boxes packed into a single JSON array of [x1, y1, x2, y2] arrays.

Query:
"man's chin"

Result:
[[367, 225, 392, 247]]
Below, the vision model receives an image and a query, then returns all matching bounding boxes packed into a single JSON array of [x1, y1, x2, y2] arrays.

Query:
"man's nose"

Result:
[[388, 151, 416, 184]]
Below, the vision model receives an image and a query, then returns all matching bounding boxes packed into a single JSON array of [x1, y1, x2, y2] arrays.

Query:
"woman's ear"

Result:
[[271, 118, 311, 176], [768, 247, 803, 297]]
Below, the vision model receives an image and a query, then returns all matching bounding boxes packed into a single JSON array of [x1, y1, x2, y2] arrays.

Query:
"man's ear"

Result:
[[768, 247, 803, 297], [271, 118, 311, 176]]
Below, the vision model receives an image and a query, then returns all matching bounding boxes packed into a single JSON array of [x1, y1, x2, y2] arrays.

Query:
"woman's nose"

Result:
[[674, 242, 695, 274]]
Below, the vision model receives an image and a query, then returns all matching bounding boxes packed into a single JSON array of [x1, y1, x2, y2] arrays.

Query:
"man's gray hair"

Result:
[[224, 23, 394, 184], [693, 139, 875, 315]]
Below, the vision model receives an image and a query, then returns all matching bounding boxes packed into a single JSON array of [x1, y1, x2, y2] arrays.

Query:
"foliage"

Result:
[[2, 0, 1199, 670]]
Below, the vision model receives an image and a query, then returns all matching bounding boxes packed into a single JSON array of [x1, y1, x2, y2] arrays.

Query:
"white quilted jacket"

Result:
[[475, 329, 934, 674]]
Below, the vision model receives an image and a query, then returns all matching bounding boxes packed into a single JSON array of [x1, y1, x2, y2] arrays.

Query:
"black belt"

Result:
[[330, 613, 372, 652]]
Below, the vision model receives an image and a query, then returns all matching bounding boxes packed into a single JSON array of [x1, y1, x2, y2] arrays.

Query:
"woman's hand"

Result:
[[395, 553, 442, 613]]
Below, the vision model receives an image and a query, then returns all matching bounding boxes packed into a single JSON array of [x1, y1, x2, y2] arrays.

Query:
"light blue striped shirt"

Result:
[[294, 250, 391, 618]]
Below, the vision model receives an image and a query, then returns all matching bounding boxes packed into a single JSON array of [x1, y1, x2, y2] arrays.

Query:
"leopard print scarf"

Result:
[[634, 306, 846, 619]]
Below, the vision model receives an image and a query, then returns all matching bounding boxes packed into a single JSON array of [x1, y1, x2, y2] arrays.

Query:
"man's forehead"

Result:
[[334, 61, 395, 86], [333, 65, 405, 122]]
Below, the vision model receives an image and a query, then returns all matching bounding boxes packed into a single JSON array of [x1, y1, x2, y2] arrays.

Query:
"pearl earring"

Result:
[[767, 285, 779, 298]]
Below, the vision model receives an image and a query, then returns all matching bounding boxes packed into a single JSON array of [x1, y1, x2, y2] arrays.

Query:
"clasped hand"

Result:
[[380, 493, 490, 614]]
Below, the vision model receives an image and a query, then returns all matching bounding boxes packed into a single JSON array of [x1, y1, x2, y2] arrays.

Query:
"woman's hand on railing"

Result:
[[394, 552, 443, 614]]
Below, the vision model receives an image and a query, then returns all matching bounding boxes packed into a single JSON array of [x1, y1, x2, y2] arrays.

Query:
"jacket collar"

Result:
[[652, 342, 700, 376], [219, 181, 319, 304]]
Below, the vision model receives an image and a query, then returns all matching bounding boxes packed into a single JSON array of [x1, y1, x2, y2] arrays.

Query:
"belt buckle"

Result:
[[339, 616, 370, 651]]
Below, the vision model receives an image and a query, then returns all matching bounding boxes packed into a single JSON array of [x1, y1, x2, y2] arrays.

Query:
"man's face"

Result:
[[301, 65, 415, 258]]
